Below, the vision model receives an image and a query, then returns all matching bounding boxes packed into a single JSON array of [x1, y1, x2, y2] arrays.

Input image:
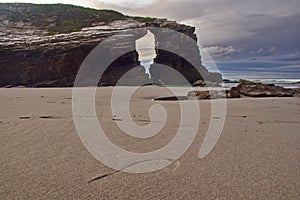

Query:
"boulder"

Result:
[[293, 93, 300, 97], [292, 88, 300, 97], [188, 91, 210, 100], [187, 90, 226, 100], [237, 79, 294, 97], [189, 80, 300, 99], [227, 87, 240, 98]]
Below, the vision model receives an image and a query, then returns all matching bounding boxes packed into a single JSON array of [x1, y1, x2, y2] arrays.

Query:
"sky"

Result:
[[1, 0, 300, 79]]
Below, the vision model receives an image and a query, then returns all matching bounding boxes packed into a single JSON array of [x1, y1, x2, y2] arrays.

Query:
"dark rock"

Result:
[[205, 72, 223, 84], [237, 79, 294, 97], [293, 93, 300, 97], [154, 96, 188, 101], [223, 79, 230, 83], [223, 79, 239, 83], [98, 82, 114, 87], [227, 87, 240, 98], [187, 90, 226, 100], [141, 20, 222, 85], [115, 65, 151, 86], [188, 91, 210, 100], [239, 79, 259, 85], [292, 88, 300, 97], [3, 85, 14, 88], [142, 83, 163, 87]]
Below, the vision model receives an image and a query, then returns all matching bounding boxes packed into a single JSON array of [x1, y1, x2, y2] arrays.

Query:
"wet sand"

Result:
[[0, 87, 299, 199]]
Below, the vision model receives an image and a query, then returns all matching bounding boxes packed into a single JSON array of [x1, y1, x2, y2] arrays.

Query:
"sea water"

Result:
[[222, 79, 300, 88]]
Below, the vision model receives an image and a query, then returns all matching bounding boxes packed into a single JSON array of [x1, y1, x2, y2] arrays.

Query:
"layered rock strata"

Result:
[[0, 3, 222, 87]]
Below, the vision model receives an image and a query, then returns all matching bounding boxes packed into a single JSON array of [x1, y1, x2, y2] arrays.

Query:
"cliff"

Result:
[[0, 3, 222, 87]]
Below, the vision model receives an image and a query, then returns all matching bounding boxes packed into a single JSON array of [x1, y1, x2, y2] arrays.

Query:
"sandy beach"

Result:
[[0, 87, 299, 199]]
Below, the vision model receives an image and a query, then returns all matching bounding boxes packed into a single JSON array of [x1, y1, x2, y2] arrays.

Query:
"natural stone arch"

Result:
[[99, 25, 221, 86]]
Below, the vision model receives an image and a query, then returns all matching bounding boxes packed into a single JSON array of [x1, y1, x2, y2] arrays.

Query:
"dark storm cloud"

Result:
[[201, 12, 300, 62], [245, 14, 300, 50]]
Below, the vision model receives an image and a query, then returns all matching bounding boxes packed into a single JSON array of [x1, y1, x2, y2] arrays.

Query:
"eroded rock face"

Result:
[[0, 3, 222, 87], [148, 22, 222, 85], [0, 18, 146, 87]]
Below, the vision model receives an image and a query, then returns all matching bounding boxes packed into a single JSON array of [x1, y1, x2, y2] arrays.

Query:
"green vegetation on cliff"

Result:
[[131, 16, 159, 23], [0, 3, 126, 34], [0, 3, 168, 35]]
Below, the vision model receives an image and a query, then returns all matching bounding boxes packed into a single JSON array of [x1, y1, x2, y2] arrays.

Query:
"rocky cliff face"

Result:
[[0, 3, 222, 87]]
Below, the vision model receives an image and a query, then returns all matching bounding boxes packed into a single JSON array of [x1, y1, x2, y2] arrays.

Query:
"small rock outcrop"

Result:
[[237, 79, 297, 97], [187, 90, 227, 100], [227, 87, 240, 98], [186, 80, 300, 100]]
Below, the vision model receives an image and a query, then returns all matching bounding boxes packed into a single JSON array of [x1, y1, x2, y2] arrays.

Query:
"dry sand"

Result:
[[0, 87, 299, 199]]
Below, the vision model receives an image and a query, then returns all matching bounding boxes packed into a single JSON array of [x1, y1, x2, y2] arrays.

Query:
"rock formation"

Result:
[[227, 87, 240, 98], [0, 3, 222, 87], [237, 79, 299, 97], [146, 21, 222, 85], [187, 90, 227, 100], [186, 79, 300, 100]]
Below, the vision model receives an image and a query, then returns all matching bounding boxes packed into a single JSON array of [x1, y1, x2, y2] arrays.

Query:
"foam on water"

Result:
[[222, 79, 300, 88]]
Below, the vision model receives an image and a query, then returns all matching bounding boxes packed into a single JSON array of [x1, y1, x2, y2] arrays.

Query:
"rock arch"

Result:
[[99, 23, 222, 86], [0, 19, 221, 87]]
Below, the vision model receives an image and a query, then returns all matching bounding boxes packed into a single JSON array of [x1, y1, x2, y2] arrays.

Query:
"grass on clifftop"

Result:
[[0, 3, 126, 34], [0, 3, 167, 35], [131, 16, 159, 23]]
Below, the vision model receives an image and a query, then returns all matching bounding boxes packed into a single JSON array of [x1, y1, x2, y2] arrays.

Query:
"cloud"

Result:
[[89, 0, 208, 20], [275, 51, 300, 62], [213, 60, 300, 79], [256, 48, 265, 54], [99, 0, 152, 8], [269, 47, 276, 53], [203, 45, 243, 58], [107, 0, 299, 62]]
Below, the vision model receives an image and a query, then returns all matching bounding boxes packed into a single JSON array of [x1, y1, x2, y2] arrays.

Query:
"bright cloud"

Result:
[[203, 46, 243, 58]]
